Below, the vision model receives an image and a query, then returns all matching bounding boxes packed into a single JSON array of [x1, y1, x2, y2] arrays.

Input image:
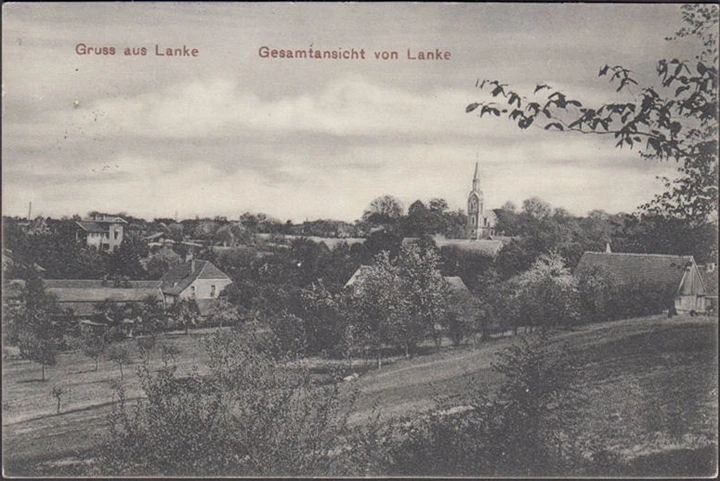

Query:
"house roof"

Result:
[[75, 220, 108, 233], [46, 284, 164, 317], [144, 232, 167, 241], [402, 236, 505, 257], [444, 276, 471, 294], [43, 279, 162, 289], [47, 286, 163, 303], [161, 260, 231, 295], [575, 252, 701, 298], [87, 215, 127, 224], [344, 265, 373, 288], [344, 267, 471, 295]]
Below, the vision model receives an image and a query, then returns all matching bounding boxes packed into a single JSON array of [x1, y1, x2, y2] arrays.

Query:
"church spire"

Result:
[[472, 161, 480, 192]]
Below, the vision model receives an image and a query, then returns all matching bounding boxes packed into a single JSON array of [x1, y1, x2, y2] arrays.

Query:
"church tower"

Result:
[[466, 162, 495, 239]]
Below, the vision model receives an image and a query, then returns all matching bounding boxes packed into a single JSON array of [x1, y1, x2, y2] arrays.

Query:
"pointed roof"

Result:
[[471, 161, 481, 193], [344, 265, 373, 288], [444, 276, 471, 295], [161, 260, 231, 295], [575, 252, 702, 298], [76, 220, 108, 233]]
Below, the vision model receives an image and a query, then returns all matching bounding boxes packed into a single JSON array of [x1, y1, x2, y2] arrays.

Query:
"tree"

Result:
[[205, 296, 240, 328], [443, 286, 478, 347], [77, 328, 107, 371], [159, 342, 182, 368], [12, 277, 61, 381], [483, 333, 586, 474], [106, 345, 131, 380], [97, 329, 359, 476], [107, 236, 149, 280], [138, 295, 166, 334], [267, 311, 307, 357], [170, 298, 201, 334], [50, 385, 69, 414], [467, 5, 718, 228], [348, 251, 405, 367], [510, 253, 579, 332], [349, 244, 450, 361], [397, 244, 449, 356], [522, 197, 552, 220], [382, 333, 586, 476], [362, 195, 404, 228]]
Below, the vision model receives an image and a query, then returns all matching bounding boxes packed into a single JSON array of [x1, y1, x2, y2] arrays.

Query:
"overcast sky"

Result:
[[2, 3, 702, 222]]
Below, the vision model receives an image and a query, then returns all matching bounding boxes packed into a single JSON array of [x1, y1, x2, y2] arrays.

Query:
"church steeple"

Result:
[[467, 160, 496, 240], [472, 161, 480, 193]]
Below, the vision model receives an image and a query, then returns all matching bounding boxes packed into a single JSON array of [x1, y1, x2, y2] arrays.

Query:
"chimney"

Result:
[[191, 259, 196, 272], [605, 242, 612, 253]]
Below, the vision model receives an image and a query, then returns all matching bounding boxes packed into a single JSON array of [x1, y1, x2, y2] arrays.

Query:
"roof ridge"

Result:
[[584, 251, 693, 259]]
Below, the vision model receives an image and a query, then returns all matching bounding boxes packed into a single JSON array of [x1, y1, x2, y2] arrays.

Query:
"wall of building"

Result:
[[675, 295, 706, 313], [107, 223, 124, 250], [179, 277, 233, 300]]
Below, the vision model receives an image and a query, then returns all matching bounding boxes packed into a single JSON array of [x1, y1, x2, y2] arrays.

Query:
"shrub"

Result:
[[380, 333, 587, 476], [95, 329, 359, 476]]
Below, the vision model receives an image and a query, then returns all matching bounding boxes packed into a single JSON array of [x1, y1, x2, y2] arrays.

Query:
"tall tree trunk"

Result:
[[119, 363, 124, 380]]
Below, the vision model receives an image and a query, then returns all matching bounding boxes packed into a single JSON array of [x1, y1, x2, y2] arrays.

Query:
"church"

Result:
[[466, 162, 497, 240]]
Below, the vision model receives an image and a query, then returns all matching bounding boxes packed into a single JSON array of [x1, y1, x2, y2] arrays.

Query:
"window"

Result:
[[210, 285, 216, 297], [114, 231, 119, 239]]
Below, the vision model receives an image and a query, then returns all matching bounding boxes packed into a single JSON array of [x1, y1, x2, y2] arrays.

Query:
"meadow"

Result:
[[2, 313, 717, 476]]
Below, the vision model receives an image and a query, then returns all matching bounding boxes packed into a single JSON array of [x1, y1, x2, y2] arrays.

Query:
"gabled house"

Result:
[[160, 259, 233, 315], [574, 251, 709, 314], [76, 214, 127, 251]]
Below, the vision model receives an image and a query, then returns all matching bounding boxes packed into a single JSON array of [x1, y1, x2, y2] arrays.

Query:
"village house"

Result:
[[160, 259, 233, 315], [75, 214, 127, 252], [574, 251, 710, 314]]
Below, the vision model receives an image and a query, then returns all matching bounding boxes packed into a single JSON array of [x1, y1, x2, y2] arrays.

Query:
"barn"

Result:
[[575, 252, 709, 314]]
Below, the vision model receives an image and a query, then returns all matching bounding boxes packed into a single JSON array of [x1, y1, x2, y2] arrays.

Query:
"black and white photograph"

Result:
[[1, 2, 718, 477]]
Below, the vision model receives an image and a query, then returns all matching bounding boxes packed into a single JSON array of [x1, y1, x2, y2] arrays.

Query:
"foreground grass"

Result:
[[2, 314, 717, 476]]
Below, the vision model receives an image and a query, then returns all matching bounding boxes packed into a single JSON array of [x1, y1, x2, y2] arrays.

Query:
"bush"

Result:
[[95, 329, 358, 476], [380, 333, 587, 476]]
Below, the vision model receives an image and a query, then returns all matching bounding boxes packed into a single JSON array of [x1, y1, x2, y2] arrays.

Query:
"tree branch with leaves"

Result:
[[467, 5, 718, 226]]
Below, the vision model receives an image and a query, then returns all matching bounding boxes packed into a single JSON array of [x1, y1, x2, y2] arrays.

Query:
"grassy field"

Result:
[[2, 313, 717, 476]]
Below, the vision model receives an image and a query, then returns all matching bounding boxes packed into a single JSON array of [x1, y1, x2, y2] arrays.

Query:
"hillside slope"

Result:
[[2, 314, 717, 476]]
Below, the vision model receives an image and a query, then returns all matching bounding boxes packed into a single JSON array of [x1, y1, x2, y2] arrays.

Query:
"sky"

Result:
[[1, 3, 703, 223]]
